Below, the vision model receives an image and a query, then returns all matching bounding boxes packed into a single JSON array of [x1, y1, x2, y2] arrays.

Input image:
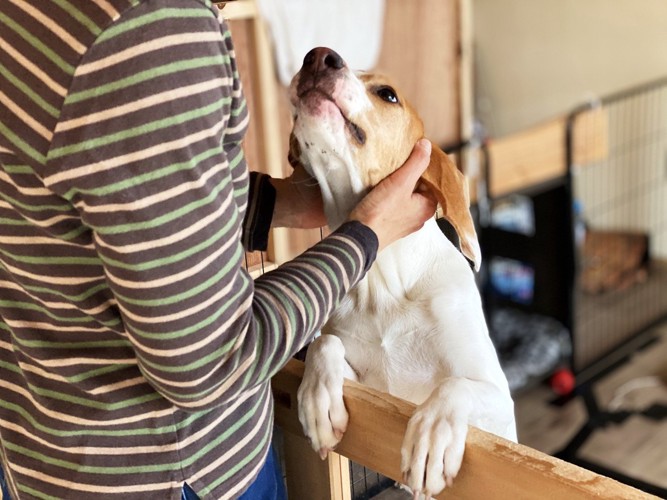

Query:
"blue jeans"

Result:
[[1, 463, 11, 499], [182, 445, 287, 500], [0, 446, 286, 500]]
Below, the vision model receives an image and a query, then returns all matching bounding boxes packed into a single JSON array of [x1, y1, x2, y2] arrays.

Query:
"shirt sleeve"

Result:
[[242, 171, 275, 251], [43, 0, 377, 411]]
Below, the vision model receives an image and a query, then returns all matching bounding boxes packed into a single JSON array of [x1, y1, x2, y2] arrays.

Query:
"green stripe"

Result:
[[230, 97, 247, 118], [13, 336, 130, 350], [13, 281, 109, 306], [180, 388, 266, 471], [0, 188, 72, 213], [66, 363, 134, 383], [139, 331, 240, 376], [0, 359, 21, 376], [2, 164, 37, 175], [0, 216, 32, 226], [17, 484, 57, 500], [50, 98, 227, 159], [0, 12, 73, 74], [3, 390, 264, 476], [99, 7, 214, 42], [205, 401, 272, 492], [0, 394, 213, 438], [302, 254, 340, 295], [0, 300, 119, 327], [101, 208, 239, 274], [0, 120, 46, 165], [0, 246, 99, 266], [112, 243, 244, 307], [129, 274, 249, 341], [59, 224, 90, 241], [63, 145, 221, 199], [0, 62, 59, 118], [60, 55, 228, 106], [51, 0, 102, 36], [241, 318, 263, 387], [26, 384, 161, 411], [93, 172, 236, 236], [240, 274, 274, 386]]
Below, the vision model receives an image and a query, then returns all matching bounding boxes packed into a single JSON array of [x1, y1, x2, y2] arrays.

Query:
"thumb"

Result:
[[389, 139, 432, 187]]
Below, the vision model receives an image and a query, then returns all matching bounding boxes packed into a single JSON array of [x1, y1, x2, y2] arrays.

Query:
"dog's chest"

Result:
[[326, 280, 444, 405]]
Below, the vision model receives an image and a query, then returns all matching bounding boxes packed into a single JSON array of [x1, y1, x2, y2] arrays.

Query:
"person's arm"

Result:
[[242, 162, 326, 252]]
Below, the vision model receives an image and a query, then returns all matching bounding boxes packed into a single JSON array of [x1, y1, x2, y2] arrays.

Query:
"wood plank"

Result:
[[487, 108, 608, 197], [376, 0, 461, 147], [272, 359, 656, 499], [487, 117, 567, 197]]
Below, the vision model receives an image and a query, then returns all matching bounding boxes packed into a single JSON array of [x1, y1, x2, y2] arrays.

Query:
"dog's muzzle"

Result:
[[294, 48, 367, 145]]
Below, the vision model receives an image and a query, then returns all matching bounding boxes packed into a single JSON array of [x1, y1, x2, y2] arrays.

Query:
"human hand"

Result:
[[270, 163, 327, 229], [348, 139, 437, 251]]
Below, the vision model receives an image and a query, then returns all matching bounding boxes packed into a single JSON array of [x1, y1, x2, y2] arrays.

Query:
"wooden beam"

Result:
[[487, 108, 608, 197], [272, 359, 656, 500]]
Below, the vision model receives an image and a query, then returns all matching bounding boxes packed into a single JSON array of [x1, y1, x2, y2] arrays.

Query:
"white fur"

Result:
[[292, 59, 517, 498]]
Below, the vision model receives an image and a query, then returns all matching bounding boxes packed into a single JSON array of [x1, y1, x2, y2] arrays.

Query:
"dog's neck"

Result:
[[347, 219, 472, 306], [308, 158, 368, 231]]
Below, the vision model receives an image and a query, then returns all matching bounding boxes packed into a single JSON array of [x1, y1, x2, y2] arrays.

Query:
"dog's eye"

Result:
[[376, 86, 399, 104]]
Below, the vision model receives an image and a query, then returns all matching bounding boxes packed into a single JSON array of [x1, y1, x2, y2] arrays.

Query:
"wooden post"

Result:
[[282, 433, 351, 500]]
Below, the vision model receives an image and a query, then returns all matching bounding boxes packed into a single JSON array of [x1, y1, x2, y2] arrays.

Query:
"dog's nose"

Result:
[[302, 47, 345, 72]]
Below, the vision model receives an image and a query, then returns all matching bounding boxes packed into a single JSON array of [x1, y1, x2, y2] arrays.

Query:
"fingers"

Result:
[[386, 139, 432, 188]]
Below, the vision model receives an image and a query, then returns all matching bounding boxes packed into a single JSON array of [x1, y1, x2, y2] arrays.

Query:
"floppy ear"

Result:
[[420, 145, 482, 271]]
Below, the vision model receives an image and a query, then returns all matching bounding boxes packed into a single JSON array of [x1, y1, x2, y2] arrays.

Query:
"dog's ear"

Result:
[[420, 145, 482, 271]]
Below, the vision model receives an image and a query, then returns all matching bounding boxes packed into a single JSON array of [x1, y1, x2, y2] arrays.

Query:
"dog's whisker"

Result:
[[290, 176, 320, 188]]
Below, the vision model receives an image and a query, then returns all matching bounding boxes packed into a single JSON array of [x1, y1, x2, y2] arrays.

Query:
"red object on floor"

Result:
[[550, 368, 576, 395]]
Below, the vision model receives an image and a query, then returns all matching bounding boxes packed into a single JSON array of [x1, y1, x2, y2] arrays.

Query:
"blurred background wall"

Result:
[[473, 0, 667, 136]]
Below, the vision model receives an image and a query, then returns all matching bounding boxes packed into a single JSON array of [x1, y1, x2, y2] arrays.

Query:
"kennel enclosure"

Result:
[[554, 76, 667, 498], [478, 76, 667, 497], [569, 77, 667, 377]]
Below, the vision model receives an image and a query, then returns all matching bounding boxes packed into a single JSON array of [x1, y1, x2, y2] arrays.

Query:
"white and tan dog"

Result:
[[290, 47, 516, 498]]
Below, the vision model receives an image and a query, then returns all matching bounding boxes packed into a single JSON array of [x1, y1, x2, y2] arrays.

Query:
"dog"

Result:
[[289, 47, 517, 498]]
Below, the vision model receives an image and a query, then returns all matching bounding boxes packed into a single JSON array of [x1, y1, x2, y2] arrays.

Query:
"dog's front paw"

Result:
[[400, 386, 472, 498], [297, 335, 351, 459]]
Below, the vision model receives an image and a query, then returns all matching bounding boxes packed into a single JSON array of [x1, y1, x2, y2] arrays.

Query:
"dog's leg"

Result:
[[400, 378, 515, 498], [297, 334, 358, 459]]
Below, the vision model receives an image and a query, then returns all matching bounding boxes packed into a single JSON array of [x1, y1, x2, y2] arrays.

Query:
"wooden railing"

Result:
[[272, 359, 656, 500]]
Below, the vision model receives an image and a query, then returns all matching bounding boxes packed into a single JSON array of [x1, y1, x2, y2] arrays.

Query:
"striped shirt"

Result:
[[0, 1, 377, 498]]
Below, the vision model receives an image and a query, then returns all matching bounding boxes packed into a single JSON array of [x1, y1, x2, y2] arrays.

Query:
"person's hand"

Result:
[[348, 139, 437, 251], [270, 163, 327, 229]]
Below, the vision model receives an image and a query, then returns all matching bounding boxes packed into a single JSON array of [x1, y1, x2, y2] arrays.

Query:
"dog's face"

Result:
[[289, 47, 481, 270]]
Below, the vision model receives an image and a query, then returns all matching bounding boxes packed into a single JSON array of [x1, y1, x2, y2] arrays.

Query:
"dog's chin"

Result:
[[296, 90, 366, 147]]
